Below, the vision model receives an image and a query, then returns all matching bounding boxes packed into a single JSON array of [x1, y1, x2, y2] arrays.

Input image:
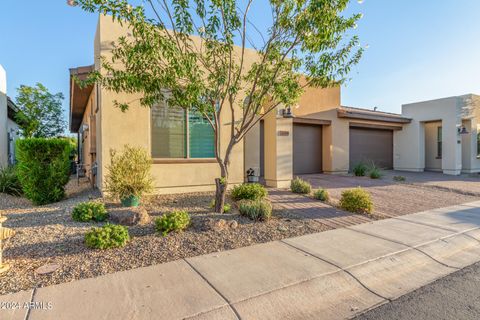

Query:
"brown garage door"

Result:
[[349, 127, 393, 169], [293, 124, 323, 174]]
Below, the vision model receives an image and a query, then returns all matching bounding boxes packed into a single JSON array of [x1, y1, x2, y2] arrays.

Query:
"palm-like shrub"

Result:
[[104, 145, 154, 201], [339, 187, 373, 214]]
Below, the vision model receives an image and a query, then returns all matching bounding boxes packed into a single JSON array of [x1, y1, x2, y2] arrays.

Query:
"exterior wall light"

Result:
[[458, 126, 469, 135]]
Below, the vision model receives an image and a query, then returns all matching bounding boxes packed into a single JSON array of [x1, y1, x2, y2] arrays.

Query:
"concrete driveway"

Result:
[[300, 171, 480, 217]]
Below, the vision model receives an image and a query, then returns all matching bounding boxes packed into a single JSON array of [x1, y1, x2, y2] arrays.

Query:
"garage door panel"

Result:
[[349, 128, 393, 169], [293, 124, 323, 174]]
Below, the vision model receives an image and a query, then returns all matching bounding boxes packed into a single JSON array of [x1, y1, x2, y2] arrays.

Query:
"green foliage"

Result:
[[352, 162, 368, 176], [85, 223, 130, 249], [104, 145, 154, 200], [0, 166, 22, 196], [210, 199, 231, 213], [231, 183, 267, 201], [290, 177, 312, 194], [14, 83, 65, 138], [369, 167, 382, 179], [393, 175, 406, 182], [155, 210, 191, 236], [16, 138, 72, 205], [238, 199, 272, 221], [339, 187, 373, 214], [313, 188, 329, 202], [72, 201, 108, 222]]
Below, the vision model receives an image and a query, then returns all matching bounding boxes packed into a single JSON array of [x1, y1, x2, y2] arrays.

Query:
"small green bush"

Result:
[[369, 167, 382, 179], [231, 183, 267, 201], [0, 166, 22, 196], [313, 188, 329, 201], [238, 199, 272, 221], [72, 202, 108, 222], [155, 210, 191, 236], [290, 177, 312, 194], [339, 187, 373, 214], [210, 199, 232, 213], [85, 224, 130, 249], [393, 175, 406, 182], [352, 162, 368, 176], [16, 138, 72, 205]]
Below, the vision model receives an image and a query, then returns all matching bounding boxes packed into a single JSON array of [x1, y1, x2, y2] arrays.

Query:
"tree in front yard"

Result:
[[15, 83, 66, 138], [73, 0, 364, 212]]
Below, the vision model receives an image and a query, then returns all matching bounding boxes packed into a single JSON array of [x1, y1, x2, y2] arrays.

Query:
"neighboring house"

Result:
[[70, 15, 415, 193], [0, 65, 21, 168], [395, 94, 480, 175]]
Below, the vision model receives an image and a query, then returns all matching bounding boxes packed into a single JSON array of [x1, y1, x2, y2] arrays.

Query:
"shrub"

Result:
[[0, 166, 22, 196], [16, 138, 72, 205], [104, 145, 154, 201], [231, 183, 267, 201], [210, 199, 232, 213], [290, 177, 311, 194], [339, 187, 373, 214], [393, 175, 406, 182], [72, 202, 108, 222], [155, 210, 191, 236], [352, 162, 368, 176], [85, 224, 130, 249], [313, 188, 329, 201], [369, 167, 382, 179], [238, 199, 272, 221]]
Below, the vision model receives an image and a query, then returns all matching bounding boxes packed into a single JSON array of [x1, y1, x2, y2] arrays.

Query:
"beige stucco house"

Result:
[[394, 94, 480, 175], [70, 15, 416, 194], [0, 65, 21, 168]]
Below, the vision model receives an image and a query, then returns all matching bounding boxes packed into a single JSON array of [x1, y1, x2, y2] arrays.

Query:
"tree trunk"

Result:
[[214, 161, 228, 213]]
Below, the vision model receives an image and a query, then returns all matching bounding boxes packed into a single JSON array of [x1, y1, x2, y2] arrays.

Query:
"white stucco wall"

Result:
[[0, 65, 8, 168], [395, 95, 480, 175]]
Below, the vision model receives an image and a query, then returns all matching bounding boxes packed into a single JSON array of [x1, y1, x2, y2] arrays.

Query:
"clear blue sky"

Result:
[[1, 0, 480, 128]]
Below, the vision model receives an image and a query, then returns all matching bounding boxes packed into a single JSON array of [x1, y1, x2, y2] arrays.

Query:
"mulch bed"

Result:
[[0, 179, 331, 295]]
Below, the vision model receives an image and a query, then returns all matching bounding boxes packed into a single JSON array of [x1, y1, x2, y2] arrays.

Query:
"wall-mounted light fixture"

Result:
[[457, 126, 469, 135]]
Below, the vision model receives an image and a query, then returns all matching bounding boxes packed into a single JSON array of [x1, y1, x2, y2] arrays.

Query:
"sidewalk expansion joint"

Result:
[[392, 216, 479, 234], [183, 258, 242, 320], [25, 287, 37, 320], [345, 228, 461, 270], [279, 240, 391, 302]]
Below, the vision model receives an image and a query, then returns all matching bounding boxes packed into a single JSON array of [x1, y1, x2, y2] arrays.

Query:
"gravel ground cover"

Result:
[[0, 178, 331, 295], [301, 173, 479, 217]]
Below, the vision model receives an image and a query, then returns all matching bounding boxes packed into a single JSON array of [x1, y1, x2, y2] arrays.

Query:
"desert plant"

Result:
[[393, 175, 406, 182], [352, 162, 368, 176], [155, 210, 191, 236], [104, 145, 154, 206], [339, 187, 373, 214], [369, 167, 382, 179], [313, 188, 329, 202], [210, 199, 231, 213], [72, 202, 108, 222], [231, 183, 267, 201], [85, 224, 130, 249], [0, 166, 22, 196], [238, 199, 272, 221], [16, 138, 72, 205], [290, 177, 312, 194]]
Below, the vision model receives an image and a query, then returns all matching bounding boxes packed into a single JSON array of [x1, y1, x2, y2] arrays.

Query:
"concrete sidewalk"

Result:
[[3, 201, 480, 320]]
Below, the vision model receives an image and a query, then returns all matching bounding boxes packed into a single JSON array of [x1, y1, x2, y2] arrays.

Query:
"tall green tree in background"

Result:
[[73, 0, 364, 212], [15, 83, 65, 138]]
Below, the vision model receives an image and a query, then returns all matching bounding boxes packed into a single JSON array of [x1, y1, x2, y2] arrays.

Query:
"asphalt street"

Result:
[[355, 261, 480, 320]]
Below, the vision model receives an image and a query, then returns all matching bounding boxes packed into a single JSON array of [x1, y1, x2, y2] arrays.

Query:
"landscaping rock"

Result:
[[229, 220, 238, 229], [214, 219, 227, 231], [109, 207, 151, 226], [35, 264, 60, 275]]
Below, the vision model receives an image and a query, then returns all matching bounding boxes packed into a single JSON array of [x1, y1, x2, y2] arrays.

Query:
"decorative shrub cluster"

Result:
[[104, 145, 154, 201], [210, 199, 232, 213], [369, 167, 382, 179], [16, 138, 72, 205], [231, 183, 267, 201], [72, 202, 108, 222], [393, 175, 406, 182], [155, 210, 191, 236], [352, 162, 368, 176], [290, 177, 312, 194], [313, 188, 329, 202], [0, 166, 22, 196], [238, 199, 272, 221], [85, 224, 130, 249], [339, 187, 373, 214]]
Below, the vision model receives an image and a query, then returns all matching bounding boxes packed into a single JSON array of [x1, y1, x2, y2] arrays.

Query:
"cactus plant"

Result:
[[0, 214, 15, 274]]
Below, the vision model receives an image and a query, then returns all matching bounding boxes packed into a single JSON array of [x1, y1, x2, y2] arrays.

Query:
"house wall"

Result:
[[395, 97, 462, 175], [78, 89, 97, 183], [6, 117, 20, 165], [0, 65, 8, 168], [424, 121, 442, 171], [95, 15, 255, 194]]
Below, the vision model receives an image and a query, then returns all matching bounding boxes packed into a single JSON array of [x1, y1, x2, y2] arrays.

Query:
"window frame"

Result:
[[150, 105, 217, 163]]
